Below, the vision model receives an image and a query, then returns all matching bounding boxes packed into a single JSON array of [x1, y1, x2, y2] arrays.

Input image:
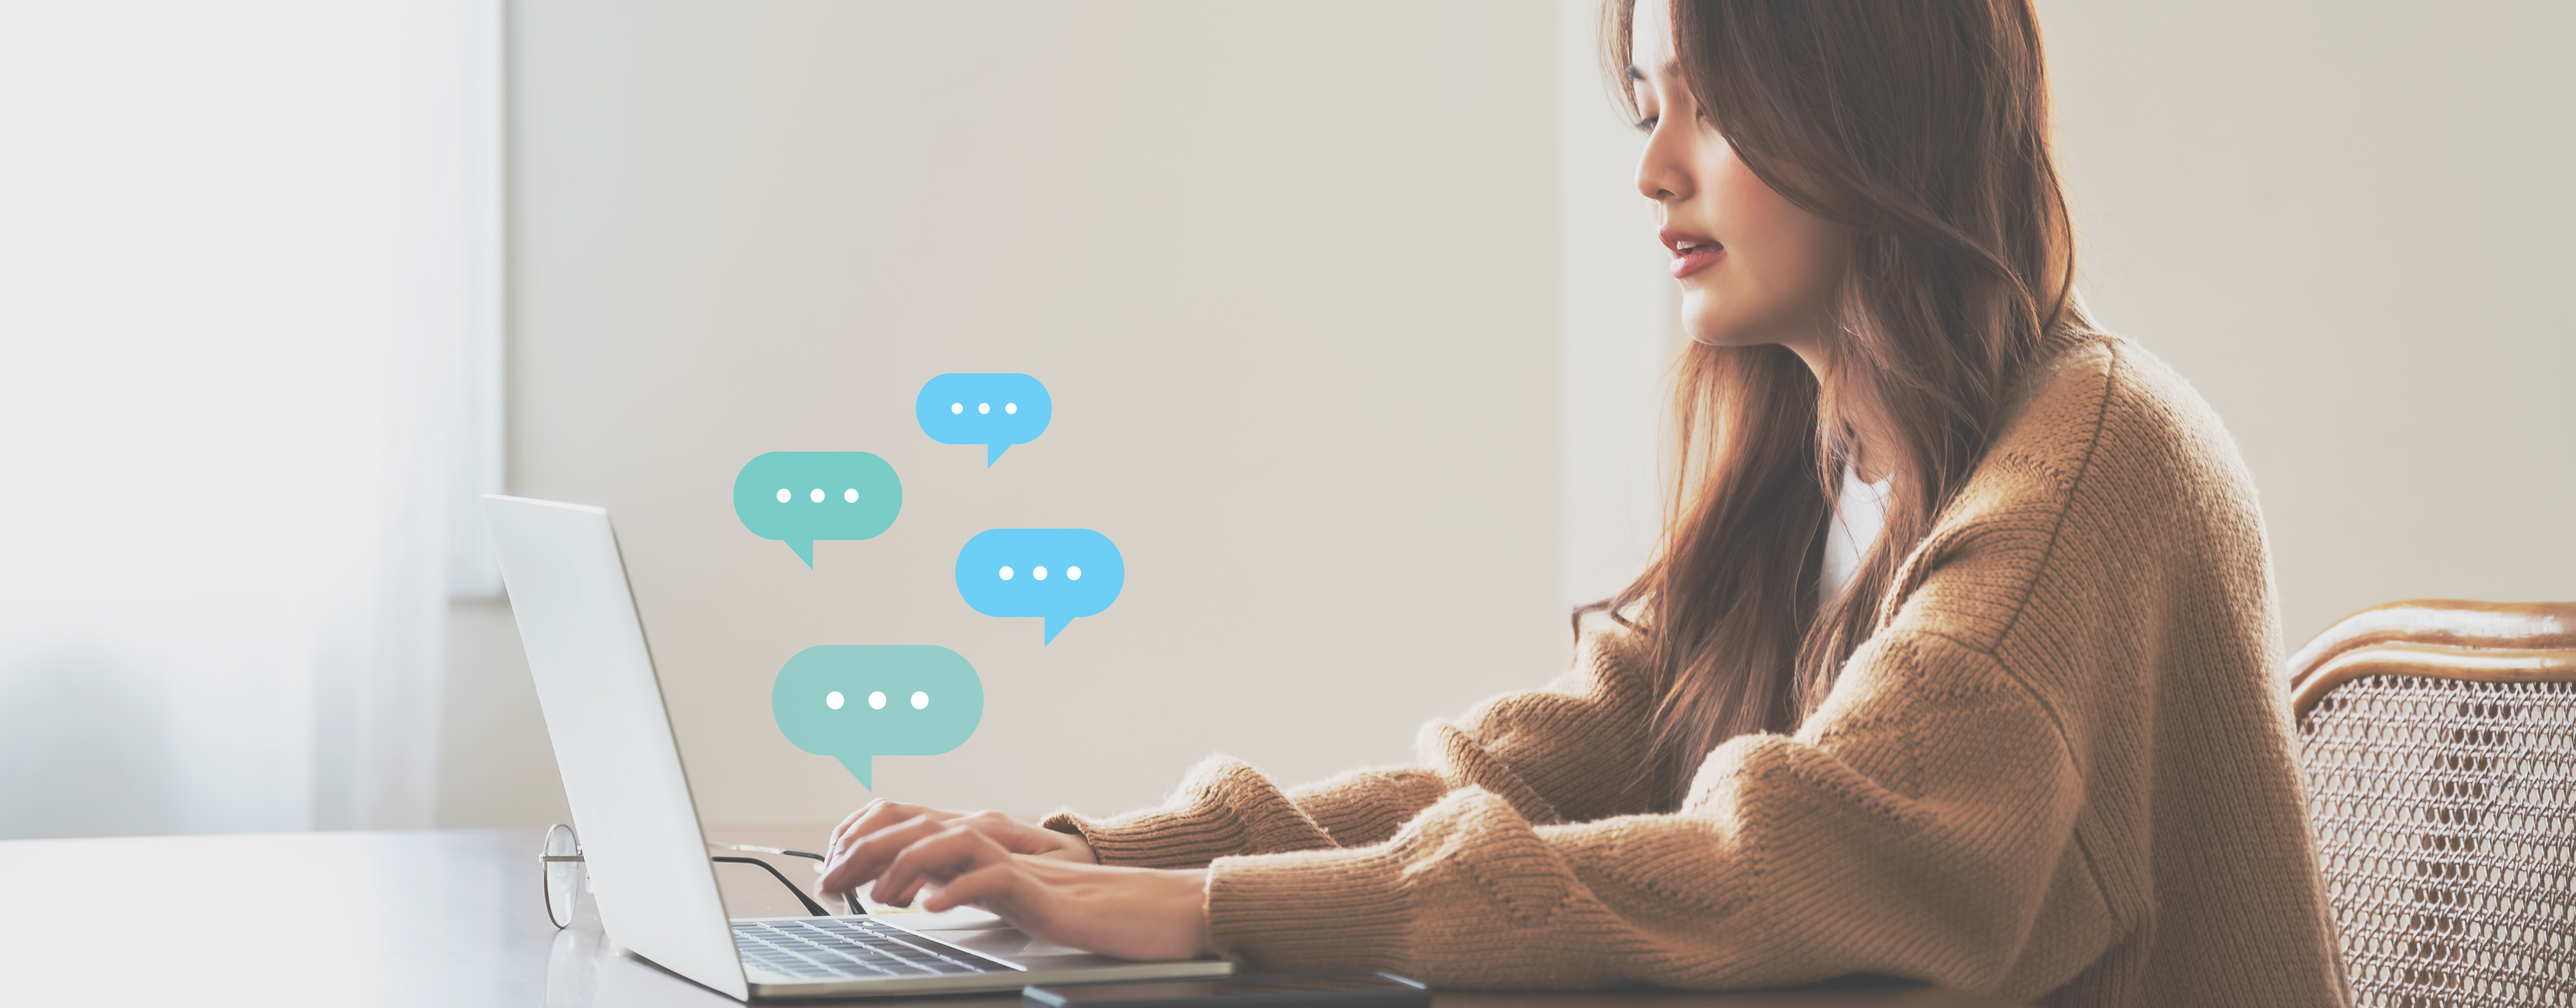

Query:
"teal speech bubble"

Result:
[[771, 646, 983, 791], [731, 452, 902, 567]]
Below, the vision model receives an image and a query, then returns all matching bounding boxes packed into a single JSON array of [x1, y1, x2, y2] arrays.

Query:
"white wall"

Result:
[[1554, 0, 1684, 609], [440, 0, 2576, 832], [458, 0, 1568, 830], [2040, 0, 2576, 644]]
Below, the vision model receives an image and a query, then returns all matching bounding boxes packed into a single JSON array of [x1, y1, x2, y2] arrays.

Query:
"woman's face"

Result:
[[1629, 0, 1848, 359]]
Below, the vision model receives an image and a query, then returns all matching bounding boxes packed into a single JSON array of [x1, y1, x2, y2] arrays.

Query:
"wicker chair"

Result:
[[2289, 600, 2576, 1007]]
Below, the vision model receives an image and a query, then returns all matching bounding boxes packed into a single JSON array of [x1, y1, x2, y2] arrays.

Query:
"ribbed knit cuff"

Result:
[[1041, 802, 1241, 870], [1040, 755, 1338, 869], [1205, 845, 1414, 972]]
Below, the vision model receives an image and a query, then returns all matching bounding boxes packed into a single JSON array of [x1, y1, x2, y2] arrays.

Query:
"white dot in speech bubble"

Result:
[[998, 566, 1013, 580], [911, 691, 928, 709], [950, 402, 962, 414], [843, 488, 858, 503], [1067, 566, 1082, 580], [1005, 402, 1017, 414], [868, 691, 886, 709], [809, 488, 824, 502], [826, 691, 843, 710], [776, 488, 790, 503], [978, 402, 990, 414], [1033, 566, 1047, 580]]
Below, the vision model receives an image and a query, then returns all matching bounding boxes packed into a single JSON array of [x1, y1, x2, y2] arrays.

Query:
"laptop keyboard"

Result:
[[733, 917, 1015, 982]]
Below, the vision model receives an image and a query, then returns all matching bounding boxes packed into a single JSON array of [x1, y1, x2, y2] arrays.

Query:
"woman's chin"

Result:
[[1679, 316, 1759, 349], [1677, 294, 1750, 348], [1679, 301, 1809, 352]]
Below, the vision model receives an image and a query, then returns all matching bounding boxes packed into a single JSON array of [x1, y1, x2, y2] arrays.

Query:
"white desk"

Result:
[[0, 829, 2027, 1007]]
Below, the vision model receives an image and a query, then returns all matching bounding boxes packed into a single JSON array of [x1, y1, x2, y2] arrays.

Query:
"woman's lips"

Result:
[[1658, 226, 1723, 279], [1669, 246, 1724, 279]]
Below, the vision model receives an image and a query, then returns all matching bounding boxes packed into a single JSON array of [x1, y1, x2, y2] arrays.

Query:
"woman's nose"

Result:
[[1636, 124, 1692, 204]]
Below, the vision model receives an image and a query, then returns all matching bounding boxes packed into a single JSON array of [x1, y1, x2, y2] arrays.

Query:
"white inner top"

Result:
[[1819, 466, 1893, 608]]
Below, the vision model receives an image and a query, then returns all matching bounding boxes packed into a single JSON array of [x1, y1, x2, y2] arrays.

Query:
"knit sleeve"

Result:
[[1041, 617, 1663, 867], [1198, 626, 2121, 995]]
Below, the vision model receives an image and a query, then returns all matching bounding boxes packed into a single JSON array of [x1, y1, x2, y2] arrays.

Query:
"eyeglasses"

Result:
[[541, 824, 584, 928], [538, 824, 864, 929]]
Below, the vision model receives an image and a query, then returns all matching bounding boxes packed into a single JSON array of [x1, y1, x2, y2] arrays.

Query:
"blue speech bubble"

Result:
[[772, 645, 984, 791], [731, 452, 902, 567], [915, 373, 1051, 465], [954, 529, 1124, 645]]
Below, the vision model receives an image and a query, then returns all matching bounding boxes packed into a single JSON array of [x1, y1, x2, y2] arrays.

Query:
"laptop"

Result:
[[483, 494, 1234, 999]]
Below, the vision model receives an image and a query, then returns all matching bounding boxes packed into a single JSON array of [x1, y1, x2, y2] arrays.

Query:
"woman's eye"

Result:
[[1634, 115, 1659, 134]]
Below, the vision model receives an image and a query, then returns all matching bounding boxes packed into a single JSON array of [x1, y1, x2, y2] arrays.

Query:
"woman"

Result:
[[817, 0, 2348, 1003]]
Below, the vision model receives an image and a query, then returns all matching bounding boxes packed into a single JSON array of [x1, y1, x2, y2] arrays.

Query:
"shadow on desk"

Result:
[[0, 827, 2027, 1008]]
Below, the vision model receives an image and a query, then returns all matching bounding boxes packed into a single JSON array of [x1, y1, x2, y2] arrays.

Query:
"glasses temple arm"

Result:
[[766, 849, 864, 915], [711, 856, 839, 917]]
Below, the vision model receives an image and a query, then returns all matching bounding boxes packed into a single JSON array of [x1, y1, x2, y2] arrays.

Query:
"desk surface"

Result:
[[0, 829, 2028, 1008]]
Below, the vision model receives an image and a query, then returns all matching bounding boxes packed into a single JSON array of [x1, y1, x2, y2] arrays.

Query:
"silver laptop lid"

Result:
[[483, 494, 747, 1001]]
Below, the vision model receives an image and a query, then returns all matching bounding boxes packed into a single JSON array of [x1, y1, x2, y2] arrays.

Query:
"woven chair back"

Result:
[[2288, 600, 2576, 1007]]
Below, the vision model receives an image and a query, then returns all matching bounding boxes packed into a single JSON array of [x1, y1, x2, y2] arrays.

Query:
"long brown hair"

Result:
[[1592, 0, 2083, 806]]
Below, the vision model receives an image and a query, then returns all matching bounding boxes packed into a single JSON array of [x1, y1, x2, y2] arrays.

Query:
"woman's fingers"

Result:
[[829, 800, 941, 859], [957, 809, 1084, 860], [828, 799, 902, 852], [820, 807, 1201, 962], [826, 800, 877, 850], [902, 858, 1213, 962], [818, 814, 947, 895], [920, 861, 1036, 917], [819, 804, 1093, 909], [875, 827, 1011, 908], [826, 802, 882, 859], [827, 801, 962, 876], [830, 806, 1079, 864]]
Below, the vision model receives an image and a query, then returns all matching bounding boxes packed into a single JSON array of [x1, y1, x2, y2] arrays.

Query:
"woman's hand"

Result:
[[873, 826, 1213, 962], [817, 800, 1094, 898]]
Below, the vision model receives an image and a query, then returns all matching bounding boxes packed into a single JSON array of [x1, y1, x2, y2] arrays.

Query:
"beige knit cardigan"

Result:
[[1044, 328, 2349, 1007]]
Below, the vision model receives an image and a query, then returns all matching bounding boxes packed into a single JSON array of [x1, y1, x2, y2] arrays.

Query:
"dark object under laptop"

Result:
[[1024, 972, 1431, 1008]]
